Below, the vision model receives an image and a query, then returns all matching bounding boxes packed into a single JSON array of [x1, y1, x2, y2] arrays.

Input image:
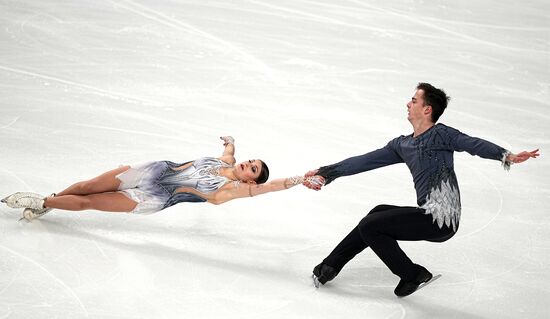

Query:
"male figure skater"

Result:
[[304, 83, 539, 297]]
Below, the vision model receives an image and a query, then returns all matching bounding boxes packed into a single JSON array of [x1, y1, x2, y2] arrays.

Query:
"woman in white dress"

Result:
[[2, 136, 319, 221]]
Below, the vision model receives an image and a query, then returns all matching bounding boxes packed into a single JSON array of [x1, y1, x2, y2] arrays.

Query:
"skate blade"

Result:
[[312, 274, 320, 288], [18, 208, 36, 222], [416, 274, 442, 291]]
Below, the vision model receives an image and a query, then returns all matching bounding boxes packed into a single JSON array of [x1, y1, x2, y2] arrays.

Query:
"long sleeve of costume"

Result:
[[317, 139, 404, 185], [315, 124, 512, 233], [446, 126, 512, 170]]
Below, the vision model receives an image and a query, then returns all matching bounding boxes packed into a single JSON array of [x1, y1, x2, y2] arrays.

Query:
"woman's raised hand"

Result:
[[220, 136, 235, 146]]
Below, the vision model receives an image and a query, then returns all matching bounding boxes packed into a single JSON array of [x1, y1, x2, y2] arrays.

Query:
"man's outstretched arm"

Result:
[[450, 127, 540, 170], [303, 141, 404, 190]]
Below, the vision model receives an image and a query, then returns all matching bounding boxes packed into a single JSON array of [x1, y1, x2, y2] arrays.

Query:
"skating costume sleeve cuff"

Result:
[[501, 150, 513, 171], [316, 164, 340, 185]]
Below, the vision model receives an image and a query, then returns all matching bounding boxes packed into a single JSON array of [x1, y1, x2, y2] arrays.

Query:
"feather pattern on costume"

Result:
[[421, 165, 461, 232]]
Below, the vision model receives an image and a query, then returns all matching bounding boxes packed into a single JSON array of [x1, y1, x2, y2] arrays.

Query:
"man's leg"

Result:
[[357, 205, 453, 295], [314, 205, 401, 284]]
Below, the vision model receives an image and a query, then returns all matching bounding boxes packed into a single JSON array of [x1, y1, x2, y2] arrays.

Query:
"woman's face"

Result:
[[235, 159, 262, 183]]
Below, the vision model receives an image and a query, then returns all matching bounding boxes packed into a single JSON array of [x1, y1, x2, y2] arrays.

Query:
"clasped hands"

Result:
[[302, 169, 325, 191]]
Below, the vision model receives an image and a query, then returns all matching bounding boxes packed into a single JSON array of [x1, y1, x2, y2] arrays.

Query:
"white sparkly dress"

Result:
[[116, 157, 232, 214]]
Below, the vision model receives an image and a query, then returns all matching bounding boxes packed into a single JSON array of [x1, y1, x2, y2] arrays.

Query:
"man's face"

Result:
[[407, 89, 430, 123]]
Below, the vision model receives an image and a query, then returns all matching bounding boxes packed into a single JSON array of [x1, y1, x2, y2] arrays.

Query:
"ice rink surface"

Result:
[[1, 0, 549, 318]]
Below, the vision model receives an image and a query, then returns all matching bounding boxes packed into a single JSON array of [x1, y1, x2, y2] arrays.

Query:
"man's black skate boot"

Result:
[[394, 265, 432, 297], [312, 263, 339, 286]]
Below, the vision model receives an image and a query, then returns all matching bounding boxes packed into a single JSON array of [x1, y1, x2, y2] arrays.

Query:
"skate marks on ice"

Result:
[[454, 162, 504, 240], [0, 169, 33, 194], [347, 1, 550, 53], [111, 0, 275, 78], [0, 64, 159, 106], [0, 116, 20, 130], [0, 238, 89, 317]]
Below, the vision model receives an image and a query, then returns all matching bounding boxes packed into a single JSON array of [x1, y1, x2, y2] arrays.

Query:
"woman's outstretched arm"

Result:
[[212, 176, 322, 205]]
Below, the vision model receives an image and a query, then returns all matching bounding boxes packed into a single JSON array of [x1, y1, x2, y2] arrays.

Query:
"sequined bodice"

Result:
[[158, 157, 231, 195]]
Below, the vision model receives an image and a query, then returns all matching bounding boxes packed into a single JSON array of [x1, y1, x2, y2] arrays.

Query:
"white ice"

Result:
[[1, 0, 549, 318]]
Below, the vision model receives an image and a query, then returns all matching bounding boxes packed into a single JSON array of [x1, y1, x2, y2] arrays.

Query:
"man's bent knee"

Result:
[[357, 217, 375, 239]]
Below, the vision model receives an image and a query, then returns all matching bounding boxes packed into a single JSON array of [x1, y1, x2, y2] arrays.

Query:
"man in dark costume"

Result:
[[305, 83, 539, 297]]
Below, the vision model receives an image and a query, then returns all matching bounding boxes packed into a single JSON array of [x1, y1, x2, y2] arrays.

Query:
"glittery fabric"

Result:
[[420, 164, 461, 231]]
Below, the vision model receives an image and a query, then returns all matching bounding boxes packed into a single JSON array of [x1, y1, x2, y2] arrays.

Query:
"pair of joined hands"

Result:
[[303, 170, 325, 191]]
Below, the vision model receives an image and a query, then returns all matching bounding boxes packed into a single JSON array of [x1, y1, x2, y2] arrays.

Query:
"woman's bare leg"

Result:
[[44, 192, 137, 212], [56, 166, 131, 196]]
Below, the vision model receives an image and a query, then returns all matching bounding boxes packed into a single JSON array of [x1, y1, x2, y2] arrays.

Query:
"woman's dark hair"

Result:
[[255, 161, 270, 184], [417, 82, 450, 123]]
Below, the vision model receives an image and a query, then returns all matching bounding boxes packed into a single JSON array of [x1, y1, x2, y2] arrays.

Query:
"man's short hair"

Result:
[[417, 83, 450, 123]]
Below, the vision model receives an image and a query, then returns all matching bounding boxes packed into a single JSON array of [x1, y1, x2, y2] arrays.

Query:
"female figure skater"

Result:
[[2, 136, 317, 221]]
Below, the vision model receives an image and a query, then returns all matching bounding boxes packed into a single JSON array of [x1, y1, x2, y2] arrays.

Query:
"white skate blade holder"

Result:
[[414, 274, 442, 293], [19, 208, 36, 222], [19, 207, 53, 222], [312, 274, 321, 288], [312, 274, 442, 292]]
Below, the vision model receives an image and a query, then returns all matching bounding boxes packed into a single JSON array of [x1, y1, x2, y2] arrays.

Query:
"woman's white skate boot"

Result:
[[19, 193, 56, 222], [1, 192, 45, 209]]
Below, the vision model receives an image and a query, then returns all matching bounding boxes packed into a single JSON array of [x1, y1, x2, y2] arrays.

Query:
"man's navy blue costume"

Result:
[[314, 123, 510, 290]]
